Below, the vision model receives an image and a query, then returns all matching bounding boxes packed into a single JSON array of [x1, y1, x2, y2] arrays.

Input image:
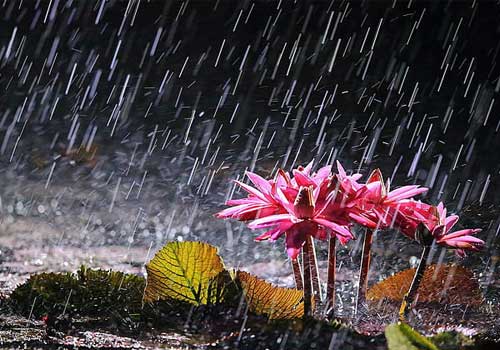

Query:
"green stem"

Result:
[[308, 236, 322, 308], [326, 235, 336, 315], [355, 228, 373, 315], [302, 236, 313, 318], [399, 245, 431, 321]]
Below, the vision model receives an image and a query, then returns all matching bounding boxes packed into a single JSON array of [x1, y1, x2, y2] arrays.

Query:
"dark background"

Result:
[[1, 1, 499, 194]]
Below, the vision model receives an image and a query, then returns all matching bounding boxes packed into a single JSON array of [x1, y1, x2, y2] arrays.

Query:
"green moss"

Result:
[[385, 323, 439, 350], [10, 266, 145, 321], [431, 331, 475, 350]]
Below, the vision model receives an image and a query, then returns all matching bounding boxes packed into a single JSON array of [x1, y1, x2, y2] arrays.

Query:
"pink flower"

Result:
[[248, 184, 354, 259], [334, 161, 363, 197], [317, 161, 364, 220], [391, 201, 484, 256], [430, 203, 484, 256], [215, 171, 283, 221], [346, 168, 428, 230], [387, 199, 436, 239], [215, 161, 484, 259], [216, 163, 355, 259]]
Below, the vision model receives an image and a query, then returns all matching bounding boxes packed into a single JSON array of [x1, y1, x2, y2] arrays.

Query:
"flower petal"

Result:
[[226, 198, 266, 206], [445, 215, 459, 232], [215, 204, 253, 218], [348, 212, 378, 229], [386, 186, 428, 202], [255, 230, 274, 241], [275, 187, 296, 216], [285, 229, 306, 259], [313, 218, 353, 241], [438, 228, 481, 241], [246, 171, 272, 195], [276, 169, 291, 186], [302, 160, 314, 175], [234, 180, 268, 202], [313, 165, 332, 183], [366, 168, 383, 184], [270, 221, 295, 241], [336, 160, 346, 177], [247, 214, 294, 229], [293, 169, 316, 187]]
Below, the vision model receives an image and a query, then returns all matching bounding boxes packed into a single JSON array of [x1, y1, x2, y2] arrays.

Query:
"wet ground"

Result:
[[1, 0, 500, 348]]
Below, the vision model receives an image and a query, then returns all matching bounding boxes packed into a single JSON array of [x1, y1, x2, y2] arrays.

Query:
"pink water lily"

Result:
[[425, 203, 484, 256], [347, 169, 429, 230], [216, 163, 485, 259], [396, 201, 484, 319], [388, 201, 484, 256], [216, 163, 356, 259], [249, 185, 354, 259]]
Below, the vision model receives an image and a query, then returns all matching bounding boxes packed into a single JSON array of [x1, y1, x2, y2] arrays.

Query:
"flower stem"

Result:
[[302, 236, 313, 318], [355, 228, 373, 315], [399, 245, 431, 321], [291, 258, 303, 290], [326, 235, 336, 315], [308, 236, 322, 308]]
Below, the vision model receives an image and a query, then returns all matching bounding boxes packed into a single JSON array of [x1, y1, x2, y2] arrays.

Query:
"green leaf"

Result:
[[385, 323, 439, 350], [144, 241, 226, 305]]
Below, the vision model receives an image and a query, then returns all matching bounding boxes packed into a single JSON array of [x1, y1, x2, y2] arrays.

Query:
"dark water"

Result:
[[0, 0, 499, 340]]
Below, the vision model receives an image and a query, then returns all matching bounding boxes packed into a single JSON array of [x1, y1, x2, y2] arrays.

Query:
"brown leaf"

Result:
[[237, 271, 307, 319], [367, 264, 483, 306]]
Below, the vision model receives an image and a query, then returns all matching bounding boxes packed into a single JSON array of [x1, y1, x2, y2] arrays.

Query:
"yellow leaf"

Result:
[[367, 264, 483, 306], [144, 241, 225, 305], [237, 271, 306, 320]]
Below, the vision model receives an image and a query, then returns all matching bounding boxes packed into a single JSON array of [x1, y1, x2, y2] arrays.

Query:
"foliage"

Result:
[[385, 323, 439, 350], [10, 241, 315, 323], [367, 264, 483, 306], [430, 331, 475, 350], [237, 271, 307, 319], [143, 241, 310, 319], [143, 241, 228, 305], [10, 266, 145, 320]]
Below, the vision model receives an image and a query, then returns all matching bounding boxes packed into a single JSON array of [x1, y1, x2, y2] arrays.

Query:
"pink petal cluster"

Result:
[[387, 201, 484, 256], [216, 161, 484, 259]]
